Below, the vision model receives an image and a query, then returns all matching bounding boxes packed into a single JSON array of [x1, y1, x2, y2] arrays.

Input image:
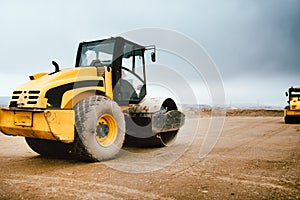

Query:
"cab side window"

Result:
[[116, 43, 145, 103]]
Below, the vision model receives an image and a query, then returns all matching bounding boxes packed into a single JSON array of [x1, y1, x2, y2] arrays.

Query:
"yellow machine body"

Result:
[[284, 87, 300, 123], [0, 66, 113, 143], [284, 96, 300, 117], [0, 108, 74, 143]]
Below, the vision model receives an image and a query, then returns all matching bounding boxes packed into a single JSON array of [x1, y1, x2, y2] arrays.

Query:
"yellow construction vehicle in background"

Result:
[[284, 86, 300, 124], [0, 37, 185, 161]]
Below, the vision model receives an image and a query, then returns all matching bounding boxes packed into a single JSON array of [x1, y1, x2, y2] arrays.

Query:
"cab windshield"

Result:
[[78, 39, 115, 67]]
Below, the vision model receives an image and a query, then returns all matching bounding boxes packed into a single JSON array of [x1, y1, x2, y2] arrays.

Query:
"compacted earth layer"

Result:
[[0, 109, 299, 199]]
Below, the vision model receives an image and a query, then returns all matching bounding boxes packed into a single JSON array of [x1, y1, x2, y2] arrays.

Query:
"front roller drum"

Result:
[[285, 115, 300, 124], [124, 105, 185, 147], [124, 129, 179, 147]]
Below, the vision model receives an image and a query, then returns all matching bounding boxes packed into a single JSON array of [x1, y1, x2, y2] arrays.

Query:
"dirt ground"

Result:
[[0, 110, 299, 199]]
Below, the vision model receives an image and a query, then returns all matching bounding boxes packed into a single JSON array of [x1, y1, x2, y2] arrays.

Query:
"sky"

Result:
[[0, 0, 299, 107]]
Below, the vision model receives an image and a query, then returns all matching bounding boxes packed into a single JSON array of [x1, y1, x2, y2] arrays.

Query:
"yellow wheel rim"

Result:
[[96, 114, 118, 147]]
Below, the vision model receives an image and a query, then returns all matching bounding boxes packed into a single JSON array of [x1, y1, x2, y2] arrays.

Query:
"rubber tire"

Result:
[[72, 95, 125, 161], [25, 137, 73, 158]]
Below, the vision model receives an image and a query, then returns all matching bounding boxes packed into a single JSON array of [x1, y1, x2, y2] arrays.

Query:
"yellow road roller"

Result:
[[284, 86, 300, 124], [0, 37, 185, 161]]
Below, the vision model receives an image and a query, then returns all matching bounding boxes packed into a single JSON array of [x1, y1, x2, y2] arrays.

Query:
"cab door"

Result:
[[114, 42, 146, 105]]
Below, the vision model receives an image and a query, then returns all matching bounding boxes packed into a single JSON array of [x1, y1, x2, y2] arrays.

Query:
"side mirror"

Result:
[[151, 52, 156, 62], [285, 92, 288, 97]]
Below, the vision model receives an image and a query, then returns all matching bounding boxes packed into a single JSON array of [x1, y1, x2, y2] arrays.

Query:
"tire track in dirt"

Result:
[[222, 117, 274, 138], [212, 117, 287, 155], [2, 174, 173, 200], [215, 175, 297, 192]]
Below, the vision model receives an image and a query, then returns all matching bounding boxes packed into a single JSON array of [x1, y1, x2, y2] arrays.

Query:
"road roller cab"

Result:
[[284, 86, 300, 124], [0, 37, 185, 161]]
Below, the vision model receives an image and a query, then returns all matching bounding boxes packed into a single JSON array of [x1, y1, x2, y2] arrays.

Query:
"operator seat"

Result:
[[114, 79, 138, 102]]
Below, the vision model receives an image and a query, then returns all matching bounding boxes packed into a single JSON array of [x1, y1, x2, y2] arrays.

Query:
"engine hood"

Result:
[[9, 67, 104, 108]]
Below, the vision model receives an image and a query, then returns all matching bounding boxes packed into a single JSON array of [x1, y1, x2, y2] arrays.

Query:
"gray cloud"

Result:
[[0, 0, 299, 106], [193, 0, 300, 79]]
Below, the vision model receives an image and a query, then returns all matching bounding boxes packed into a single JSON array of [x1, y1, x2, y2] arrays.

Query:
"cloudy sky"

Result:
[[0, 0, 299, 107]]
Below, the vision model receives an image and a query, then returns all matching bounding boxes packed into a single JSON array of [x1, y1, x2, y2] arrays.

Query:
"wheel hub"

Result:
[[95, 114, 118, 147], [97, 123, 109, 138]]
